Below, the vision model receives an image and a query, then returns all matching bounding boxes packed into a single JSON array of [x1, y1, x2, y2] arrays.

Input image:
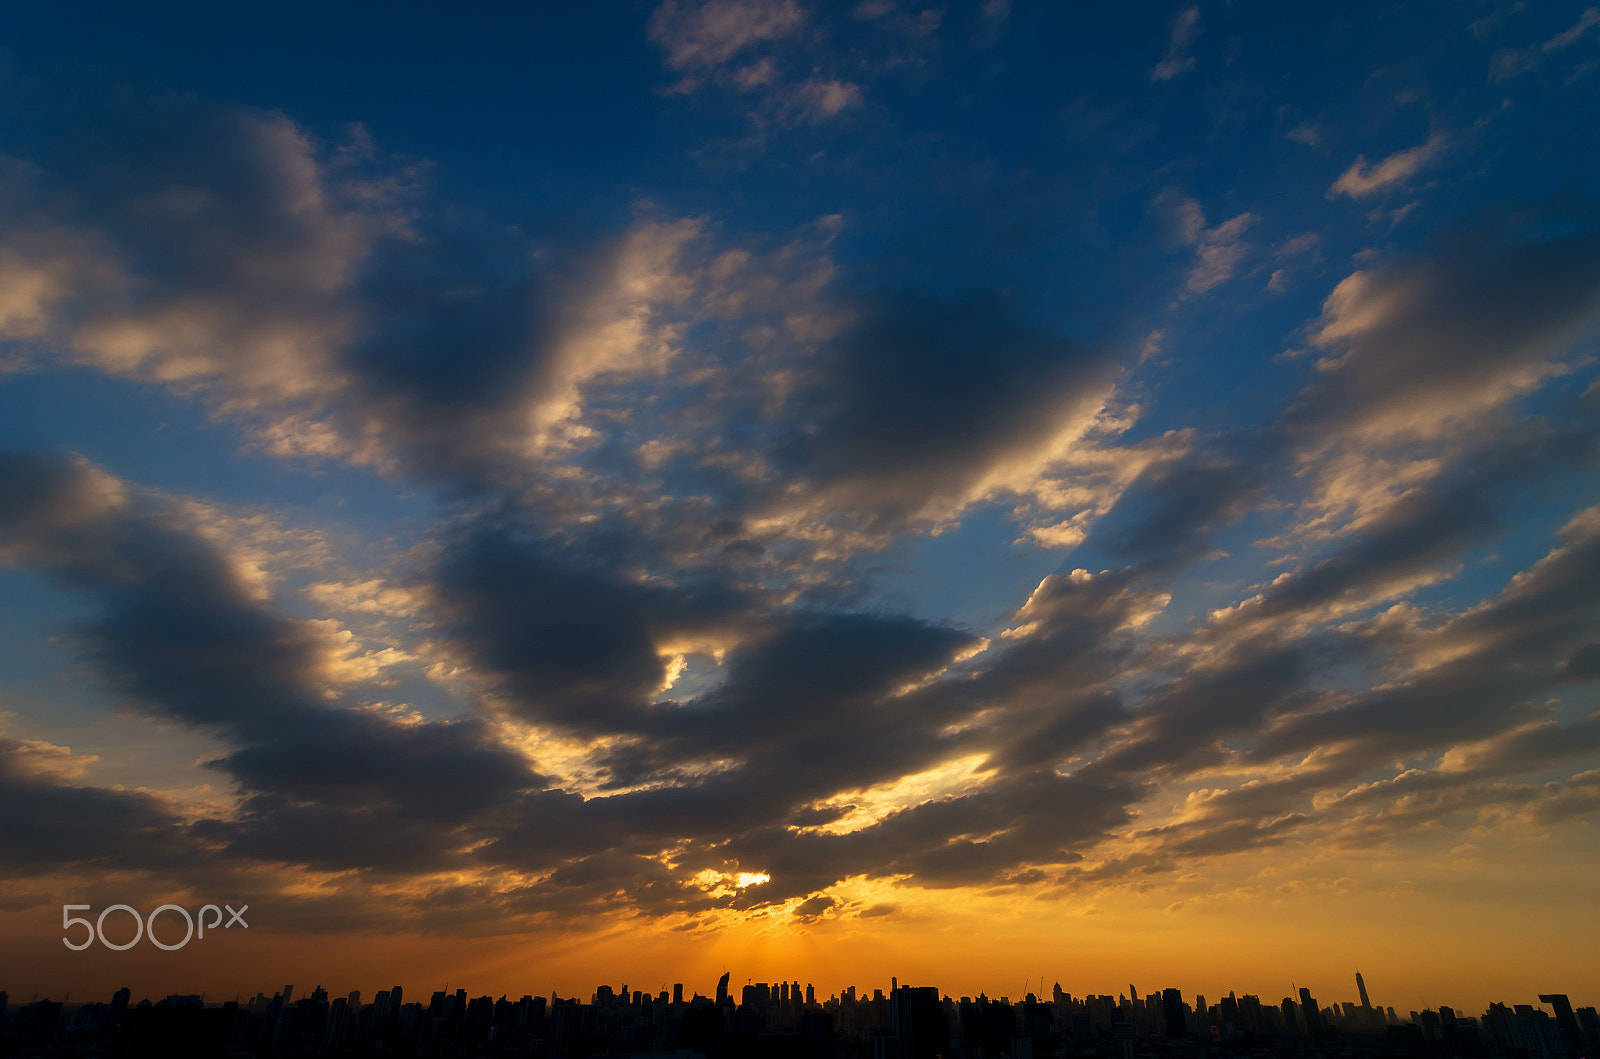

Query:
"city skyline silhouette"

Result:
[[5, 968, 1596, 1058]]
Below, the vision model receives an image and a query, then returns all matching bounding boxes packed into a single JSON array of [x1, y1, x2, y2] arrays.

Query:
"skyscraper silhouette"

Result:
[[1357, 972, 1371, 1010], [1162, 988, 1186, 1039], [1299, 988, 1323, 1037]]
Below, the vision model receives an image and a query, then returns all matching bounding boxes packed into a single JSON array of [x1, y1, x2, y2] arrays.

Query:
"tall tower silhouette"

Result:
[[1356, 972, 1371, 1010]]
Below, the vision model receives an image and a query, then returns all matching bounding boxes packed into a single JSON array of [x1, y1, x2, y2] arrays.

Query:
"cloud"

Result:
[[1490, 7, 1600, 80], [470, 564, 1149, 906], [0, 96, 369, 403], [1563, 642, 1600, 682], [1186, 213, 1254, 294], [792, 894, 835, 919], [1151, 5, 1201, 82], [1292, 226, 1600, 443], [5, 69, 1600, 932], [788, 78, 865, 121], [1328, 132, 1447, 199], [1065, 497, 1600, 863], [430, 523, 756, 736], [1157, 191, 1254, 294], [0, 738, 198, 875], [1086, 431, 1276, 568], [0, 452, 545, 874], [302, 214, 699, 481], [647, 0, 871, 125], [1527, 770, 1600, 824], [766, 291, 1118, 530], [0, 92, 714, 487], [1210, 415, 1600, 634], [1286, 122, 1321, 146], [649, 0, 805, 73], [4, 429, 1600, 919], [2, 102, 1141, 557], [1253, 504, 1600, 768]]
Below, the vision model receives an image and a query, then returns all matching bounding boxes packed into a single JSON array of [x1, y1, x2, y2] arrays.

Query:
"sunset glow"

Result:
[[1, 0, 1598, 1032]]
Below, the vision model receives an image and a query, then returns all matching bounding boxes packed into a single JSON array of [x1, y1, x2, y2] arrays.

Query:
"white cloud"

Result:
[[1151, 5, 1201, 81], [649, 0, 805, 73], [1328, 132, 1447, 199], [1286, 122, 1321, 146], [1490, 6, 1600, 80], [1160, 191, 1255, 294], [788, 77, 864, 121]]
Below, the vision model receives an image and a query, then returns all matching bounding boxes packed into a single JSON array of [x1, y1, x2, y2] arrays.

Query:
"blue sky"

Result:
[[2, 0, 1599, 1003]]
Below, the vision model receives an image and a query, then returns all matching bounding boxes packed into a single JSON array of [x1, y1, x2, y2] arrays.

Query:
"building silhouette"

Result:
[[3, 967, 1594, 1058]]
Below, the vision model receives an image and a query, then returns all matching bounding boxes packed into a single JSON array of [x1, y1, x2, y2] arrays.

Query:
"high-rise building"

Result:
[[1356, 972, 1371, 1010], [1575, 1007, 1600, 1054], [1299, 988, 1323, 1036], [716, 973, 730, 1006], [1540, 994, 1584, 1055], [326, 997, 351, 1044], [1162, 989, 1187, 1040], [891, 986, 949, 1059], [108, 986, 130, 1029]]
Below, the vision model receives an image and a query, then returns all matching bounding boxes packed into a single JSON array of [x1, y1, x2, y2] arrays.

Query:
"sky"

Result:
[[1, 0, 1599, 1014]]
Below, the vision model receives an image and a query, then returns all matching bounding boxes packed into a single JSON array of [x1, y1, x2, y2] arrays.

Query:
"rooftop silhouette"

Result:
[[3, 972, 1595, 1059]]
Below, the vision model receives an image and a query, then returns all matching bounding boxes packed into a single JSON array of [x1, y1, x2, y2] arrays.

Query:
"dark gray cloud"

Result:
[[772, 291, 1117, 524], [1527, 770, 1600, 824], [432, 523, 756, 734], [1085, 434, 1278, 569], [0, 94, 360, 405], [1563, 642, 1600, 683], [0, 738, 196, 875], [0, 91, 695, 490], [1221, 411, 1600, 629], [0, 452, 545, 874], [715, 768, 1134, 901], [1087, 225, 1600, 573], [792, 894, 835, 919], [4, 91, 1140, 556], [472, 606, 990, 900], [338, 233, 559, 482], [5, 84, 1600, 925], [1288, 225, 1600, 441], [916, 568, 1148, 771], [1132, 501, 1600, 842], [3, 450, 1144, 908]]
